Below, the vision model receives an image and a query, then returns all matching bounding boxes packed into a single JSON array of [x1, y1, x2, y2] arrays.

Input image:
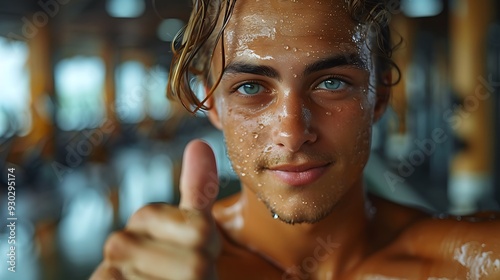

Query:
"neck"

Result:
[[235, 179, 370, 276]]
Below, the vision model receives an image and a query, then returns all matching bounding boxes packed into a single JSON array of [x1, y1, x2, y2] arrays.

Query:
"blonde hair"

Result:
[[167, 0, 400, 113]]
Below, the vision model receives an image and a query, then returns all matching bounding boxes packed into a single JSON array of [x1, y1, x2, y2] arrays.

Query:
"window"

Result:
[[146, 65, 171, 121], [0, 37, 31, 138], [115, 61, 147, 123], [55, 56, 106, 131]]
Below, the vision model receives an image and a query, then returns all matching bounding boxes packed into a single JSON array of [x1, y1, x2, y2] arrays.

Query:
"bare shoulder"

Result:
[[355, 199, 500, 279], [399, 212, 500, 263]]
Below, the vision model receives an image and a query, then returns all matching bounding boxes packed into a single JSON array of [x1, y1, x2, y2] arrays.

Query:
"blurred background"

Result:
[[0, 0, 499, 279]]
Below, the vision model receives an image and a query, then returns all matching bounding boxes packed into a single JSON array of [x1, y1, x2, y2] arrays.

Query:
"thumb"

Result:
[[179, 140, 219, 215]]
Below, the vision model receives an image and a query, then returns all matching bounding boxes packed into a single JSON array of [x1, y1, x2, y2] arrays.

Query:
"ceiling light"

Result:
[[402, 0, 443, 18], [106, 0, 145, 18]]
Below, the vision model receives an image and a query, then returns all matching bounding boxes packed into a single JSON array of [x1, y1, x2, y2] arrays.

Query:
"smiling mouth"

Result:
[[266, 163, 331, 186]]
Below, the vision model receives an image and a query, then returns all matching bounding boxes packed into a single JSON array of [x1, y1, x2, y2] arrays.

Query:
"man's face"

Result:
[[208, 0, 388, 224]]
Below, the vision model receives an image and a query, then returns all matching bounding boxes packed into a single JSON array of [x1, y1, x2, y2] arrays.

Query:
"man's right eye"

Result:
[[235, 83, 264, 95]]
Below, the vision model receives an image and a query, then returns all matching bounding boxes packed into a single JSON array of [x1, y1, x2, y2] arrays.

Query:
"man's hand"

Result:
[[91, 140, 221, 280]]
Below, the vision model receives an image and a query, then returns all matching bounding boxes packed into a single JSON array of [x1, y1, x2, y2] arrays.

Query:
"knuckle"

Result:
[[129, 204, 163, 223], [91, 263, 124, 280], [185, 221, 212, 248], [103, 231, 135, 261]]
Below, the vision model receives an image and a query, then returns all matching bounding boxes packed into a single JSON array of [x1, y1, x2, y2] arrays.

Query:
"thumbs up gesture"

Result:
[[91, 140, 221, 280]]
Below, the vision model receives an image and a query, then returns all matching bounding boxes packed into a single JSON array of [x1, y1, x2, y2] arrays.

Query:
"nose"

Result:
[[272, 94, 317, 152]]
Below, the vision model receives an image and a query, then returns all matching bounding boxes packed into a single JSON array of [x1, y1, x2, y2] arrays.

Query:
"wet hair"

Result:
[[167, 0, 401, 113]]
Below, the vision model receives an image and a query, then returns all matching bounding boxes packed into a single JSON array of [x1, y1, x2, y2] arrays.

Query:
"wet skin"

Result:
[[207, 0, 500, 279], [91, 0, 500, 279]]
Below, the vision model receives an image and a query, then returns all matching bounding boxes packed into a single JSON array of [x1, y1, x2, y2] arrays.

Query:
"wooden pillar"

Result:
[[28, 24, 55, 155], [102, 39, 117, 125], [23, 22, 59, 280], [449, 0, 495, 214], [85, 38, 120, 163], [6, 24, 55, 165], [390, 14, 415, 135]]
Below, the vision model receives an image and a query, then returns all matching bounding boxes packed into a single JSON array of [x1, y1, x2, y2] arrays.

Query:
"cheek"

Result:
[[319, 97, 373, 161], [345, 103, 372, 165], [219, 96, 272, 147], [350, 123, 372, 166], [220, 107, 265, 176]]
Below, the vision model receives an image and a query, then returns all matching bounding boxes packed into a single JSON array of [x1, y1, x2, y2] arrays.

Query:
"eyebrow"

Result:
[[223, 63, 281, 80], [303, 53, 366, 76], [222, 53, 366, 79]]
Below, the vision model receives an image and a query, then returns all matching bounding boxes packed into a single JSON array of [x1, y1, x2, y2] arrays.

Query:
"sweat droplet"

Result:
[[284, 45, 290, 50], [326, 111, 332, 116], [273, 213, 279, 219], [252, 132, 259, 139]]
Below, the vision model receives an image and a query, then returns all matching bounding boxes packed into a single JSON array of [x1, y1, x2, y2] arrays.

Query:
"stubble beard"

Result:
[[257, 189, 339, 225]]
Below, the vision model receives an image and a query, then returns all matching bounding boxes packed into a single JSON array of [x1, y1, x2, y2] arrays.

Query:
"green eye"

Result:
[[237, 83, 263, 95], [317, 79, 346, 90]]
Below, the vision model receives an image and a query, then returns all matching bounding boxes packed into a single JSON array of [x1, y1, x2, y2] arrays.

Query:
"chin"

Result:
[[261, 194, 338, 225], [275, 211, 332, 225], [249, 173, 354, 224]]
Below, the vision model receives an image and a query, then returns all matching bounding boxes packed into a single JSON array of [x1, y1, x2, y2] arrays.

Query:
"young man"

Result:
[[92, 0, 500, 279]]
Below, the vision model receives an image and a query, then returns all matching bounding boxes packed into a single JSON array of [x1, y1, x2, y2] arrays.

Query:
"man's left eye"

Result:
[[316, 78, 346, 90]]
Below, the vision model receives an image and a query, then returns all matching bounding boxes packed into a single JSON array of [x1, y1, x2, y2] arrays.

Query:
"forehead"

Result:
[[222, 0, 364, 60], [230, 0, 354, 36]]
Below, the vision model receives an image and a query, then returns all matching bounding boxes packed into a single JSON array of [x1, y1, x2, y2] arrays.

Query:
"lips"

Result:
[[267, 162, 331, 186]]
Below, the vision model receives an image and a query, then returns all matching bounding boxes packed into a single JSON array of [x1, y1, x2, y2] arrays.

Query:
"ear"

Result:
[[373, 71, 391, 123], [206, 90, 223, 130]]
